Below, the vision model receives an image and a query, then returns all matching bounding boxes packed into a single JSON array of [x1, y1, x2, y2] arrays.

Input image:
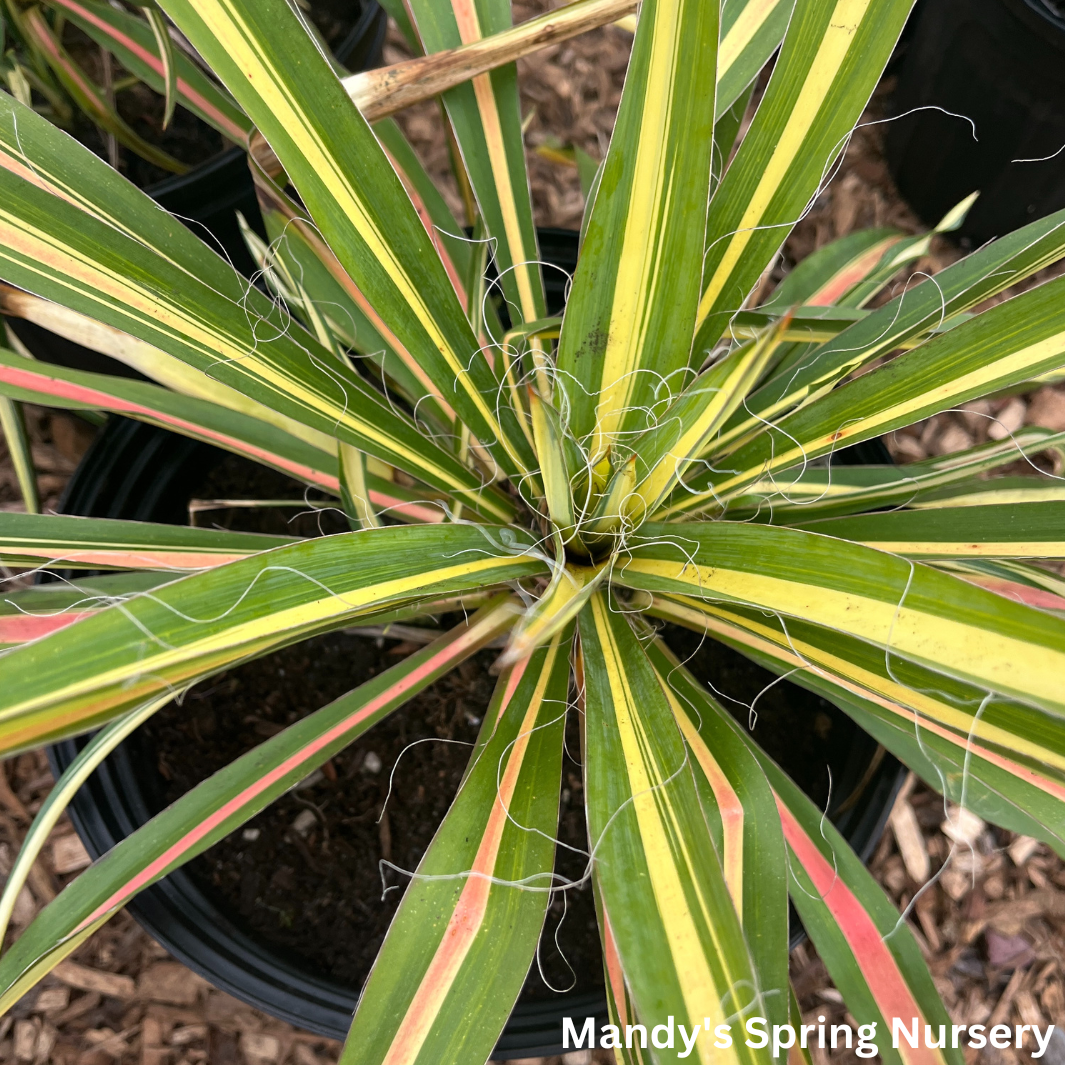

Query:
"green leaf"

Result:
[[644, 634, 790, 1031], [619, 521, 1065, 718], [19, 5, 187, 173], [692, 207, 1065, 475], [0, 599, 518, 1004], [0, 523, 545, 754], [342, 630, 570, 1065], [0, 160, 511, 520], [0, 394, 37, 513], [555, 0, 719, 456], [0, 347, 340, 494], [697, 0, 914, 354], [794, 501, 1065, 559], [0, 511, 295, 571], [761, 753, 962, 1065], [638, 592, 1065, 853], [47, 0, 251, 139], [159, 0, 535, 479], [720, 429, 1065, 521], [579, 591, 771, 1065], [404, 0, 547, 328], [695, 274, 1065, 509]]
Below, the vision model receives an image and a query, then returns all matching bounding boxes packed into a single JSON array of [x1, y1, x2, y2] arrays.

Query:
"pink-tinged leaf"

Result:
[[0, 597, 520, 1013], [49, 0, 252, 141]]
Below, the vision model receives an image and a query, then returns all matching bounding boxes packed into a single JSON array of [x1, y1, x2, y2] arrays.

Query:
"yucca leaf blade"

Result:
[[342, 631, 570, 1065]]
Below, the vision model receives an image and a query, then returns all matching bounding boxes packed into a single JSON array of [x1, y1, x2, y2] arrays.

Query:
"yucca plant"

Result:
[[1, 0, 1065, 1061]]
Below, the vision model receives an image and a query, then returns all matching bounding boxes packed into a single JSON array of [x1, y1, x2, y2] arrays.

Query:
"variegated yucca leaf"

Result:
[[404, 0, 547, 332], [639, 594, 1065, 853], [0, 511, 296, 572], [45, 0, 252, 141], [159, 0, 536, 480], [0, 599, 519, 1008], [555, 0, 719, 456], [619, 522, 1065, 716], [343, 630, 571, 1065], [579, 592, 771, 1065], [722, 428, 1065, 521], [696, 0, 913, 355], [3, 0, 1065, 1054], [0, 524, 544, 754]]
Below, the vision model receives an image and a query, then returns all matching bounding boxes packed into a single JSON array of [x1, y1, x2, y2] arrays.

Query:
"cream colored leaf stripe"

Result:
[[169, 0, 521, 471], [586, 594, 758, 1065], [699, 0, 876, 326]]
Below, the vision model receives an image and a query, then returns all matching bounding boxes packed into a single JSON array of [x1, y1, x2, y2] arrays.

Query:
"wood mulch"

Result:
[[1, 6, 1064, 1062]]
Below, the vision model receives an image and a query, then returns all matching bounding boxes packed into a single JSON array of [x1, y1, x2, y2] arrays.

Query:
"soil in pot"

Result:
[[126, 451, 888, 1003]]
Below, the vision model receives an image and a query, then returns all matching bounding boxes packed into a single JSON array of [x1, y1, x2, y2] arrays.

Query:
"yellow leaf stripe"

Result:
[[189, 0, 514, 466], [647, 593, 1065, 777], [616, 557, 1065, 714], [589, 594, 743, 1065], [668, 696, 745, 916], [0, 554, 523, 729], [592, 0, 689, 459], [710, 325, 1065, 502], [718, 0, 787, 83], [0, 285, 337, 454], [698, 0, 873, 326], [449, 0, 541, 325]]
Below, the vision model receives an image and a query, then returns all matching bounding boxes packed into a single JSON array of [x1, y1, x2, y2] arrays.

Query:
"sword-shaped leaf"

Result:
[[643, 635, 790, 1031], [0, 599, 518, 1004], [47, 0, 251, 140], [0, 165, 512, 520], [0, 571, 177, 644], [696, 0, 913, 355], [18, 6, 187, 174], [639, 593, 1065, 845], [936, 559, 1065, 613], [555, 0, 719, 456], [0, 348, 342, 495], [716, 0, 795, 116], [684, 274, 1065, 510], [696, 208, 1065, 469], [0, 523, 545, 754], [158, 0, 533, 478], [0, 512, 294, 571], [404, 0, 547, 330], [618, 521, 1065, 718], [579, 592, 771, 1065], [0, 284, 338, 456], [721, 429, 1065, 521], [794, 502, 1065, 559], [763, 757, 961, 1065], [342, 631, 570, 1065], [0, 395, 37, 513]]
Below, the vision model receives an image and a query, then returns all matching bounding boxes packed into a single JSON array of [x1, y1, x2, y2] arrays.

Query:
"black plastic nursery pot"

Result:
[[47, 228, 906, 1057], [885, 0, 1065, 246], [4, 0, 386, 374]]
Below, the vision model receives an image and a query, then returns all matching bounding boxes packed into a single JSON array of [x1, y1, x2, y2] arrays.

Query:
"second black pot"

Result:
[[886, 0, 1065, 246]]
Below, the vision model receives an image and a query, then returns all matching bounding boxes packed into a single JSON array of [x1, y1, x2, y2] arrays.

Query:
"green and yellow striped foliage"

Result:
[[0, 0, 1064, 1061]]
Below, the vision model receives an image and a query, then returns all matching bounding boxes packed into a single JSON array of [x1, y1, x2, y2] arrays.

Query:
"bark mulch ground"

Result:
[[2, 6, 1065, 1063]]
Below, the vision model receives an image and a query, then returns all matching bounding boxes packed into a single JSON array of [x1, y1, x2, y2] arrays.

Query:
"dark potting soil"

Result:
[[58, 1, 372, 188], [135, 452, 866, 1001]]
